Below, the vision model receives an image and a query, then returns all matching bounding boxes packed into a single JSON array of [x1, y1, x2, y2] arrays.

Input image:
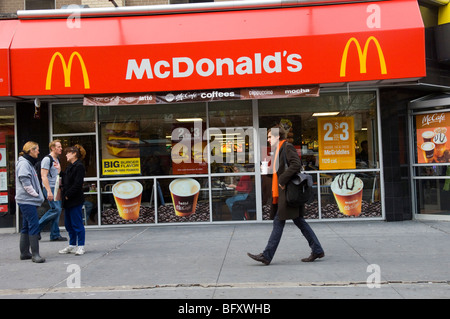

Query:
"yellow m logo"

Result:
[[340, 36, 387, 77], [45, 51, 90, 90]]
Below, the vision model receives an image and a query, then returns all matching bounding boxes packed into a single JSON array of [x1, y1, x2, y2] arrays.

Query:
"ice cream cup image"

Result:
[[422, 131, 435, 143], [169, 178, 201, 217], [112, 180, 143, 221], [331, 173, 364, 216], [433, 133, 447, 158]]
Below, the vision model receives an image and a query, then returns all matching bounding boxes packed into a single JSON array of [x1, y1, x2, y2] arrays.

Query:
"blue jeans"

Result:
[[65, 204, 85, 246], [263, 212, 324, 262], [19, 204, 40, 236], [38, 187, 63, 240], [226, 193, 249, 212]]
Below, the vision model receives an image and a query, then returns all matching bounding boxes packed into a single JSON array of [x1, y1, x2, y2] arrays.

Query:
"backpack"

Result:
[[34, 154, 54, 187]]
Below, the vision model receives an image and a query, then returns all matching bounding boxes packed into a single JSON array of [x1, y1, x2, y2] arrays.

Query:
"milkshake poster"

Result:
[[416, 112, 450, 164]]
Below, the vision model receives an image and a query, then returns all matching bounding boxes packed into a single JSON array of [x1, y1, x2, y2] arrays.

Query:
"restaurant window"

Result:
[[98, 102, 206, 178], [25, 0, 55, 10], [52, 103, 97, 178], [207, 100, 256, 221], [258, 91, 381, 220], [208, 100, 254, 173]]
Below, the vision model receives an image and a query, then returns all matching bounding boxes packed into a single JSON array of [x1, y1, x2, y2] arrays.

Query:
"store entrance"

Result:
[[409, 94, 450, 220]]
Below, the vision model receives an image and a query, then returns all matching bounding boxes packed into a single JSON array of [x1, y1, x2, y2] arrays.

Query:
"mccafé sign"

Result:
[[9, 0, 425, 96]]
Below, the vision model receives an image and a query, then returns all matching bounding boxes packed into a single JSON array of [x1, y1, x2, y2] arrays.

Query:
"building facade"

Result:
[[0, 0, 449, 232]]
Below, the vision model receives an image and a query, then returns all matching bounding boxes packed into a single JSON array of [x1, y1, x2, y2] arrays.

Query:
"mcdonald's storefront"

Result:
[[1, 0, 449, 231]]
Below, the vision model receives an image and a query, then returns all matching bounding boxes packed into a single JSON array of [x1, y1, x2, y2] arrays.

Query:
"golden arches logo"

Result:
[[45, 51, 90, 90], [340, 36, 387, 77]]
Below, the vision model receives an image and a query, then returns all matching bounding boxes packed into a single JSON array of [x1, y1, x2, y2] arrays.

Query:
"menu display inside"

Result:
[[416, 112, 450, 164]]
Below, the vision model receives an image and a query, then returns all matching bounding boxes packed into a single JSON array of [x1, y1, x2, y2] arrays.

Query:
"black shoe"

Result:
[[247, 252, 270, 265], [50, 236, 68, 242], [301, 252, 325, 262]]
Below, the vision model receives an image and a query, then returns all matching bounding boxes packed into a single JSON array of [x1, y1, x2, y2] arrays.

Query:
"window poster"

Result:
[[318, 116, 355, 170], [101, 122, 141, 175], [171, 122, 208, 175], [0, 191, 7, 213], [0, 145, 6, 167], [416, 111, 450, 164]]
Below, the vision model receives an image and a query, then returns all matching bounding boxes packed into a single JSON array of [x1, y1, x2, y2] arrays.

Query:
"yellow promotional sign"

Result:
[[340, 36, 387, 77], [46, 51, 90, 90], [102, 158, 141, 175], [318, 116, 355, 170]]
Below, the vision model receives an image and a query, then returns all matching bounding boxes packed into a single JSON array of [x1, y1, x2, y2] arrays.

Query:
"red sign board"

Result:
[[9, 0, 425, 96]]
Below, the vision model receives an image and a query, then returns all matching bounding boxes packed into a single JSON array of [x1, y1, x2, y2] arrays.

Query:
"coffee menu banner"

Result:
[[83, 85, 320, 106], [416, 111, 450, 164], [318, 116, 355, 170]]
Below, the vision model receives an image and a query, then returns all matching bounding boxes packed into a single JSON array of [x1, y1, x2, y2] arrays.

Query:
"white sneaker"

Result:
[[75, 246, 85, 255], [59, 245, 76, 254]]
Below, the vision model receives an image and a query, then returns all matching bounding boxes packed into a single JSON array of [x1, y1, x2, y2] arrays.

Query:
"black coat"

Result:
[[62, 159, 85, 209], [271, 141, 303, 220]]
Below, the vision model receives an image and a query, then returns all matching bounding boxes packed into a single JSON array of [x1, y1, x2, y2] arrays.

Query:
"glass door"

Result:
[[409, 95, 450, 220]]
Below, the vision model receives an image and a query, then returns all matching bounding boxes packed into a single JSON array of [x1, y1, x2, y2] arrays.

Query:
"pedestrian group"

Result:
[[16, 140, 86, 263]]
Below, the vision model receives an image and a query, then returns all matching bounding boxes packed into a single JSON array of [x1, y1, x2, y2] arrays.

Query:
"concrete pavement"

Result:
[[0, 220, 449, 299]]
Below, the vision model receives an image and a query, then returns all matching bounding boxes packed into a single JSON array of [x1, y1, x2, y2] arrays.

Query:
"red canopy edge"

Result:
[[7, 0, 425, 97]]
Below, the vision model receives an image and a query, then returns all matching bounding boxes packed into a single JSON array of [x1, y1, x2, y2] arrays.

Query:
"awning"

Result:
[[10, 0, 426, 97], [0, 20, 18, 97]]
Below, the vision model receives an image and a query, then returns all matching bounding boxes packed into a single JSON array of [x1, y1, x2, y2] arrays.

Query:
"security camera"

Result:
[[34, 98, 41, 108]]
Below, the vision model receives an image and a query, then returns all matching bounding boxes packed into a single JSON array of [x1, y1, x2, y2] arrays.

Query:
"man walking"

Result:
[[38, 140, 67, 241], [247, 125, 324, 265]]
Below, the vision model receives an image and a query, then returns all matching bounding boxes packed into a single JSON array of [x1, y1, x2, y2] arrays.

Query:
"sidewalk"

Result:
[[0, 220, 449, 299]]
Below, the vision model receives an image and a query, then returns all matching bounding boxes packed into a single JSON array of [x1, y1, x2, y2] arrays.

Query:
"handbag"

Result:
[[283, 154, 313, 207]]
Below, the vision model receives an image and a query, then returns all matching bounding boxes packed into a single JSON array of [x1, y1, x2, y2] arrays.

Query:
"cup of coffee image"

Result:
[[422, 131, 435, 143], [433, 133, 447, 158], [112, 180, 143, 221], [331, 173, 364, 216], [169, 178, 201, 217], [421, 142, 435, 163]]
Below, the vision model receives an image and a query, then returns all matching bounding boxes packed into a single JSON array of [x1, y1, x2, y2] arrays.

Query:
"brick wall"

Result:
[[0, 0, 24, 14]]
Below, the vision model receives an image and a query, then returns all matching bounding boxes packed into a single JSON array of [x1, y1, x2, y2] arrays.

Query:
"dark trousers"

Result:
[[64, 204, 85, 246], [19, 204, 40, 235], [263, 213, 324, 261]]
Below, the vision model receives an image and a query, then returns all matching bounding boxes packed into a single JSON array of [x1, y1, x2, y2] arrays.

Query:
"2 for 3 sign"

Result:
[[318, 116, 355, 170]]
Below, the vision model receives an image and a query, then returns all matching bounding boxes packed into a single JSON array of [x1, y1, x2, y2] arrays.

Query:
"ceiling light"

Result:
[[312, 112, 340, 117], [176, 118, 203, 122]]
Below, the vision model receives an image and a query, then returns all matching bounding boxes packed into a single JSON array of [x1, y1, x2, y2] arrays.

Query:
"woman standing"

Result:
[[16, 141, 45, 263], [59, 144, 86, 256]]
